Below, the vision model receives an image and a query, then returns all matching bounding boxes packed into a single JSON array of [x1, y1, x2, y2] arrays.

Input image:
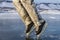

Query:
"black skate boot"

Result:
[[26, 22, 35, 38], [36, 20, 47, 39]]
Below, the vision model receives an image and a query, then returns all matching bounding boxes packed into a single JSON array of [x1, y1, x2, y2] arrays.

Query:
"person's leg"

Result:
[[31, 2, 47, 39], [13, 0, 34, 37], [20, 0, 40, 31], [20, 0, 47, 39], [31, 3, 47, 39]]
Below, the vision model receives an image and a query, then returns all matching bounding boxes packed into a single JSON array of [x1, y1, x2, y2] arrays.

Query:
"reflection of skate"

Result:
[[25, 37, 34, 40], [35, 20, 47, 39], [25, 36, 42, 40]]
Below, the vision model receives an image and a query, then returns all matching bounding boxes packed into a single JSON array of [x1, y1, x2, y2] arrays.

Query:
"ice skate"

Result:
[[35, 20, 47, 39]]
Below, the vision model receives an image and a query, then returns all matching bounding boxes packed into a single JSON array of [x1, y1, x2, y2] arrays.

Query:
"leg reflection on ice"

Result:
[[25, 37, 42, 40], [25, 37, 34, 40]]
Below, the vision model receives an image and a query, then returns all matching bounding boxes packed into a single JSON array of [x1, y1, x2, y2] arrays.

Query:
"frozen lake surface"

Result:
[[0, 13, 60, 40]]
